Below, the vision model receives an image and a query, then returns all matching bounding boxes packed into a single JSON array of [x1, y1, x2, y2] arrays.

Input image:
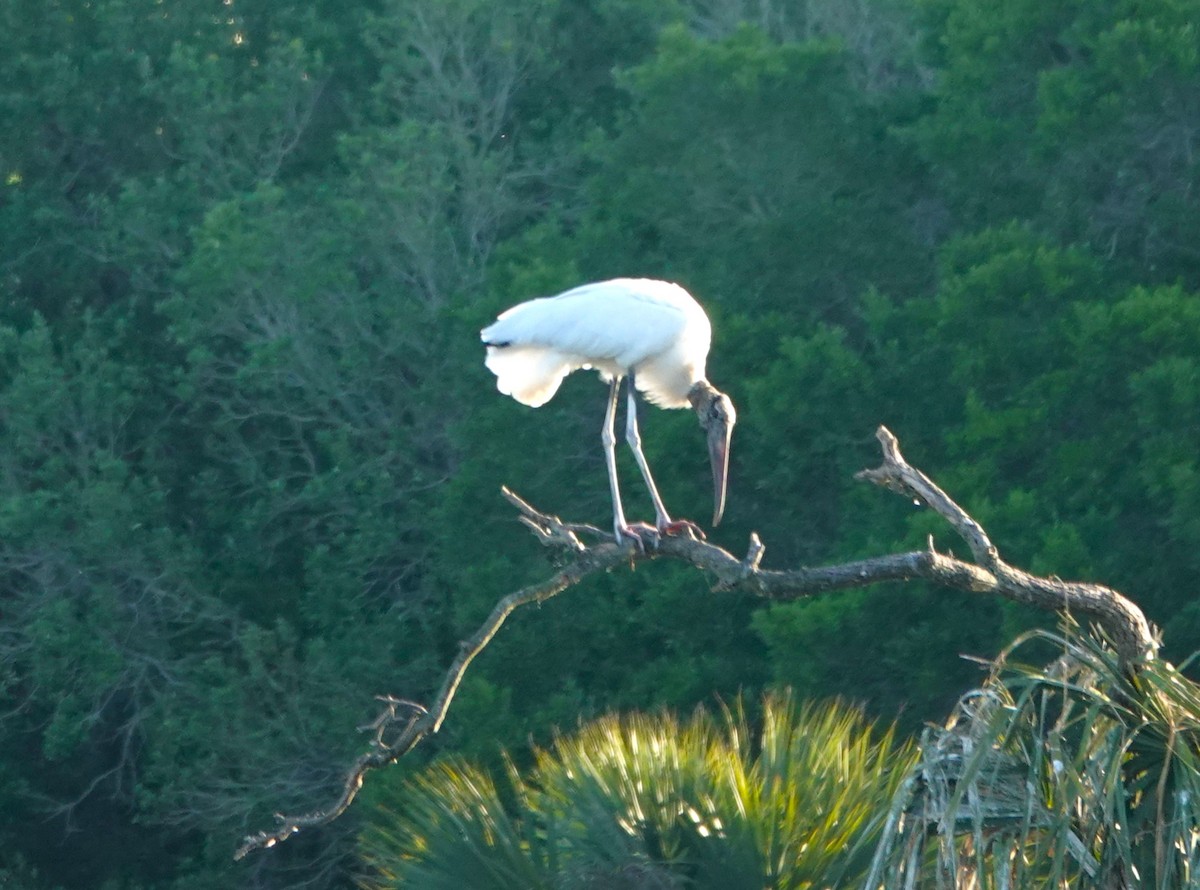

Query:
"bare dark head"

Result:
[[688, 380, 736, 526]]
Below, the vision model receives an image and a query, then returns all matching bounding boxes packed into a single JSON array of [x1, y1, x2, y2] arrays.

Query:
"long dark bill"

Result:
[[708, 419, 732, 526]]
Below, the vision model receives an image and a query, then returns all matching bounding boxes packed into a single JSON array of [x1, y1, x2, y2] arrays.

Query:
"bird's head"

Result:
[[688, 380, 736, 527]]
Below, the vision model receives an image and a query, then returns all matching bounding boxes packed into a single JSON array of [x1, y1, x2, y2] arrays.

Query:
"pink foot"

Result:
[[658, 519, 706, 541], [617, 522, 661, 551]]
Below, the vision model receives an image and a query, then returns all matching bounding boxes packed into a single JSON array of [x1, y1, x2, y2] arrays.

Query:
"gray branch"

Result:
[[235, 425, 1157, 860]]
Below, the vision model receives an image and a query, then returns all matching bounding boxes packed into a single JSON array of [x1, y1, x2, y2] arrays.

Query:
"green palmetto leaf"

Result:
[[358, 693, 914, 888], [361, 760, 555, 890]]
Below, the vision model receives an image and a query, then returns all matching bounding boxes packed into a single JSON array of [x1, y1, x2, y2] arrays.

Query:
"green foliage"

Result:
[[360, 694, 914, 888], [4, 0, 1200, 885], [915, 0, 1200, 282], [871, 624, 1200, 888], [575, 23, 931, 325]]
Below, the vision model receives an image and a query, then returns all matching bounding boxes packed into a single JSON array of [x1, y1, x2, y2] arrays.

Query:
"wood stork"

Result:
[[481, 278, 736, 546]]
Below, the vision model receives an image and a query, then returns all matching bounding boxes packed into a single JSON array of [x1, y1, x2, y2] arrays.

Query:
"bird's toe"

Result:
[[617, 522, 661, 552], [658, 519, 706, 541]]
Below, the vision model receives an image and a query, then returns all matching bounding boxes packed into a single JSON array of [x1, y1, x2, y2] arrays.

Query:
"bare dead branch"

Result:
[[235, 425, 1157, 859], [854, 426, 1156, 667], [234, 524, 630, 859]]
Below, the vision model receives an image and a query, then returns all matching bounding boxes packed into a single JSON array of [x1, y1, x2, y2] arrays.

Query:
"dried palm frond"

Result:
[[868, 620, 1200, 889]]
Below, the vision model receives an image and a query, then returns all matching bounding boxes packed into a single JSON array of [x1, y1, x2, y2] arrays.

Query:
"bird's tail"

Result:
[[484, 345, 571, 407]]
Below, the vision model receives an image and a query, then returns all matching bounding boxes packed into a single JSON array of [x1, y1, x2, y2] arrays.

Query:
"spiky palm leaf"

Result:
[[359, 760, 555, 890], [358, 693, 914, 888], [868, 621, 1200, 889]]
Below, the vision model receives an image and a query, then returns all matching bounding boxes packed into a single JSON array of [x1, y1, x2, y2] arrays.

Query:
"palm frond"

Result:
[[359, 693, 915, 888], [359, 759, 554, 890], [868, 621, 1200, 889]]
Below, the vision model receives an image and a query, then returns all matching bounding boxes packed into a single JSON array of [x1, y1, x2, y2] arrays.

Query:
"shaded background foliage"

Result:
[[2, 0, 1200, 886]]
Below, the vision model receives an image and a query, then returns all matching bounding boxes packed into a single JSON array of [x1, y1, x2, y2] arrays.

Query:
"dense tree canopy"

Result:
[[3, 0, 1200, 886]]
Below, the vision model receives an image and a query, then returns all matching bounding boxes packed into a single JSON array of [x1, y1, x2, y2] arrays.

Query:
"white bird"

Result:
[[481, 278, 736, 546]]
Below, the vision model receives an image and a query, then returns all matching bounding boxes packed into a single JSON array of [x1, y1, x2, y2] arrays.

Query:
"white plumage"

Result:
[[481, 278, 712, 408], [482, 278, 736, 545]]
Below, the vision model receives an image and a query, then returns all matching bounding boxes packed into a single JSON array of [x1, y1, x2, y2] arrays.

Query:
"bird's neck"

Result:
[[687, 379, 721, 413]]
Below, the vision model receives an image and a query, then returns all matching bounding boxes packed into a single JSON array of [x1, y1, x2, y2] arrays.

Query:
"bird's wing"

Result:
[[481, 279, 700, 371], [483, 344, 573, 407]]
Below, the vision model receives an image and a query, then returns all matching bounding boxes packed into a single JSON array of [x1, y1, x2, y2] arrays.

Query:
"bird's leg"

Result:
[[603, 376, 658, 549], [625, 373, 704, 540]]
